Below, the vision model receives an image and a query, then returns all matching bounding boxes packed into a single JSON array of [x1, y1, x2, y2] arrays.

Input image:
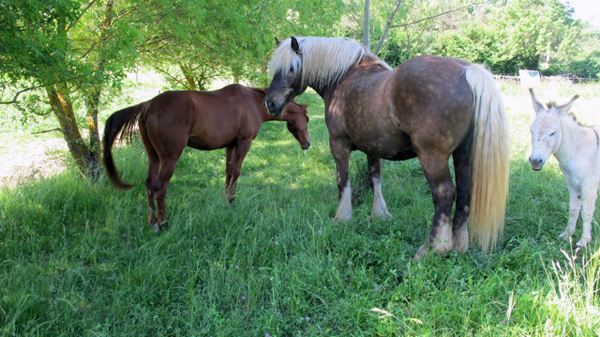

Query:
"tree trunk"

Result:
[[84, 85, 102, 181], [46, 85, 98, 180], [232, 68, 240, 84], [363, 0, 370, 51], [179, 63, 197, 90]]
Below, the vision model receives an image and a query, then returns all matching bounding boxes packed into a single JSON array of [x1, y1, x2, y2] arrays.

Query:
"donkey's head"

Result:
[[528, 88, 579, 171]]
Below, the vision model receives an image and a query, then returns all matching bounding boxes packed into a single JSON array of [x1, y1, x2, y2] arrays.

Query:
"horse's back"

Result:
[[143, 87, 261, 151], [390, 55, 475, 152]]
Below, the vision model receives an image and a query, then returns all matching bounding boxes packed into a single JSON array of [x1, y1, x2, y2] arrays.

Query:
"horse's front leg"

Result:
[[414, 152, 456, 261], [575, 182, 597, 247], [226, 140, 252, 203], [330, 137, 352, 221], [558, 183, 582, 241], [367, 155, 391, 219]]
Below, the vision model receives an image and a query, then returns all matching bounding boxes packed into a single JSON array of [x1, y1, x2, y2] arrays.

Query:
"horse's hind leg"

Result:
[[330, 137, 352, 221], [452, 144, 472, 254], [227, 140, 254, 203], [367, 155, 391, 219], [414, 152, 456, 261], [154, 156, 181, 232], [224, 145, 234, 202], [140, 126, 160, 229]]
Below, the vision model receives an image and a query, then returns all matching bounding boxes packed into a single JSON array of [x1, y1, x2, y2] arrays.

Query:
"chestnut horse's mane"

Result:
[[268, 37, 392, 90]]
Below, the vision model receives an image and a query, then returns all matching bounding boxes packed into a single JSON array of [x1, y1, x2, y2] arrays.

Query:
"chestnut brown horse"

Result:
[[264, 37, 509, 260], [103, 84, 310, 232]]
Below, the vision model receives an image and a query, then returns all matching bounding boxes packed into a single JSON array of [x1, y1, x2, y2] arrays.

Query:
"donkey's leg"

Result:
[[414, 153, 456, 261], [140, 126, 160, 228], [226, 140, 252, 203], [559, 183, 581, 241], [367, 155, 391, 219], [451, 144, 472, 254], [576, 182, 597, 247], [330, 137, 352, 221]]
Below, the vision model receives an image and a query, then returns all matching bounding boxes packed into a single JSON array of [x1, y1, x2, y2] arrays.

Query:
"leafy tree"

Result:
[[0, 0, 144, 180], [139, 0, 345, 90]]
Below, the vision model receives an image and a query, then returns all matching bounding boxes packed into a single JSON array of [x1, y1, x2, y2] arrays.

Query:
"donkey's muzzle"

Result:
[[529, 156, 544, 171]]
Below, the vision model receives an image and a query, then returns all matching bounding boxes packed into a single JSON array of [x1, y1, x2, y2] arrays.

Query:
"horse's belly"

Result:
[[187, 136, 228, 150], [352, 134, 416, 161]]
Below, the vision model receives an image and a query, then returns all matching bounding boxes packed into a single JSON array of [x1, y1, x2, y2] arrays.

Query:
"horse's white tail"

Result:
[[465, 64, 510, 252]]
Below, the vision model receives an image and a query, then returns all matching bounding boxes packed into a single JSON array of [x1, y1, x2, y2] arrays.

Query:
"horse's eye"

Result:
[[549, 131, 556, 137], [289, 66, 294, 73]]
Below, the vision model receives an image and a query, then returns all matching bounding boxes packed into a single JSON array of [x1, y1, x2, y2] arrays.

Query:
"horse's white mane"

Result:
[[269, 37, 392, 89]]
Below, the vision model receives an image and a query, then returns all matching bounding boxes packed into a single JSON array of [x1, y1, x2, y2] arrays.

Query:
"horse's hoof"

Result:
[[453, 228, 469, 254], [431, 222, 453, 256], [413, 244, 429, 262], [153, 223, 161, 233]]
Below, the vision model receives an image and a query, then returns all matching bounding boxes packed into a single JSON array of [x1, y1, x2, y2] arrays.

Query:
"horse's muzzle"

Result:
[[302, 140, 311, 150], [264, 99, 283, 116]]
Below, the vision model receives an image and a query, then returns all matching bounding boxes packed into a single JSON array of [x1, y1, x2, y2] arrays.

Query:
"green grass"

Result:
[[1, 81, 600, 336]]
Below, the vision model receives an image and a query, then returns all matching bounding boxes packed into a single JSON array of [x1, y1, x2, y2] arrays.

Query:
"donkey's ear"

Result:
[[275, 37, 281, 47], [529, 88, 546, 114], [291, 36, 301, 55], [557, 95, 580, 115]]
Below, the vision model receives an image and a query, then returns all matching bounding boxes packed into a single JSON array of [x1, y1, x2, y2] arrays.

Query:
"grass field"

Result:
[[1, 76, 599, 336]]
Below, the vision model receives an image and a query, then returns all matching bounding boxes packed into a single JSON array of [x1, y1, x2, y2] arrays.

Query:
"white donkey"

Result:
[[529, 88, 598, 247]]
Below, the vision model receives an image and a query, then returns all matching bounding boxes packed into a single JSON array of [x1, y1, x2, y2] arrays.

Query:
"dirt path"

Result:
[[0, 136, 68, 188]]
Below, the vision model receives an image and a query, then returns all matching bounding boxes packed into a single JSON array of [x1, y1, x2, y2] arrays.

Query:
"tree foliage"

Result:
[[1, 0, 599, 179]]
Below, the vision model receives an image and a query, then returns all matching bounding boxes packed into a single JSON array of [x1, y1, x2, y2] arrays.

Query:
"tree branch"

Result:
[[375, 0, 403, 55], [390, 2, 483, 28], [0, 86, 41, 105], [0, 70, 103, 105], [66, 0, 98, 32], [153, 66, 184, 87], [337, 0, 362, 28], [32, 128, 64, 135]]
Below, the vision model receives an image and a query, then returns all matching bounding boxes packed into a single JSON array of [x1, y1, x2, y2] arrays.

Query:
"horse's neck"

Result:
[[309, 56, 388, 98], [247, 88, 274, 123]]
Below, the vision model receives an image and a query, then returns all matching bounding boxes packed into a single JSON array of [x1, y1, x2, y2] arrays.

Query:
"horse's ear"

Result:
[[291, 36, 300, 55], [557, 94, 580, 115], [275, 37, 281, 47], [529, 88, 545, 114]]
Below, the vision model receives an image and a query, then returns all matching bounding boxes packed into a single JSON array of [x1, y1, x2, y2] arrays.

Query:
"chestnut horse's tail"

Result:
[[464, 64, 510, 252], [102, 103, 149, 189]]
